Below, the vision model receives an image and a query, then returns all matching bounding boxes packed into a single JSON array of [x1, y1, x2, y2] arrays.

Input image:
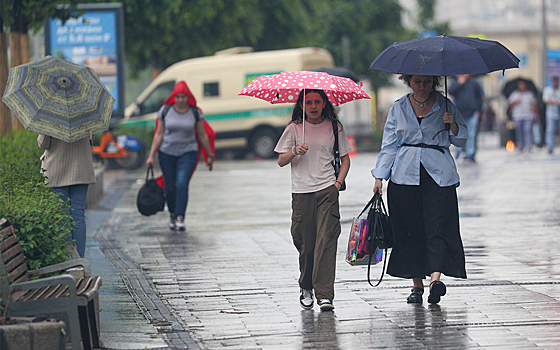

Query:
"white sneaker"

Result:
[[299, 288, 314, 310], [176, 215, 186, 231], [318, 299, 334, 311]]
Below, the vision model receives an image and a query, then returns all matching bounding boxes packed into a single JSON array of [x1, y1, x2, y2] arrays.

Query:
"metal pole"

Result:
[[542, 0, 548, 89]]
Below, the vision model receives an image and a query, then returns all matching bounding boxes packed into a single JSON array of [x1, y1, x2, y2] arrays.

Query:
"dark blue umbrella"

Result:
[[370, 35, 519, 130], [370, 35, 519, 76]]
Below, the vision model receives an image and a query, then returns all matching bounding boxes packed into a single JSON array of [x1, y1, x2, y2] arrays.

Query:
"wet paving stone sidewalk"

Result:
[[91, 134, 560, 349]]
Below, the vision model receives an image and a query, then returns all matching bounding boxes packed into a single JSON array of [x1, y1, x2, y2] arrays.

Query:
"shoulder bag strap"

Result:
[[332, 120, 341, 166], [161, 104, 172, 121], [367, 192, 388, 287], [192, 107, 201, 123]]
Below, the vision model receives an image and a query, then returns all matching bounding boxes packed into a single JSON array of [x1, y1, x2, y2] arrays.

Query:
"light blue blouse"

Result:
[[372, 92, 468, 187]]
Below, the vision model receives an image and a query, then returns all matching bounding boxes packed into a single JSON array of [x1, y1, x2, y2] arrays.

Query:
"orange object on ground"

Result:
[[348, 135, 358, 157]]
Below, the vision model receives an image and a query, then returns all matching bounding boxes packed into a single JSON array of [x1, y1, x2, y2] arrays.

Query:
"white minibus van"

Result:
[[122, 47, 335, 158]]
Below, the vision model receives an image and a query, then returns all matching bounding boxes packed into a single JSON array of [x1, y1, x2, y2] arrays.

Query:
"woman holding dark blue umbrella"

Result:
[[369, 35, 519, 305], [372, 74, 468, 304]]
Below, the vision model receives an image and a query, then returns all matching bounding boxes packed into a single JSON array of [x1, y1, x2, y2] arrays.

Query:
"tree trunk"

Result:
[[21, 32, 30, 64], [151, 53, 162, 80], [9, 31, 26, 131], [0, 31, 11, 136]]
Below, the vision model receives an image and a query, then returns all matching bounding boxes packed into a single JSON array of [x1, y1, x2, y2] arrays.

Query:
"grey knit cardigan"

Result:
[[37, 134, 96, 188]]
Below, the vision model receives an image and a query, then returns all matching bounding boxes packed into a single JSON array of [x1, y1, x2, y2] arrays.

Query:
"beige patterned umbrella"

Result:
[[2, 56, 115, 142]]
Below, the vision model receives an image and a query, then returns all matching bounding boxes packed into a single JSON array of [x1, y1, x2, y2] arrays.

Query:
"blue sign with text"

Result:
[[46, 4, 124, 117]]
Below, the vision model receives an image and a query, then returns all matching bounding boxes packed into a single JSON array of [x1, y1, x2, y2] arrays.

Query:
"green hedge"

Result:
[[0, 131, 72, 270]]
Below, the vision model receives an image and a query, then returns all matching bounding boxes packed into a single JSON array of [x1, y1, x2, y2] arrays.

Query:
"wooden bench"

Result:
[[0, 218, 102, 350]]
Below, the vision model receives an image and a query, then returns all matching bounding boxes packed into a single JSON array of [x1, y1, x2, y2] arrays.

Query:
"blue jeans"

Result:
[[514, 119, 533, 150], [456, 113, 479, 159], [158, 151, 198, 217], [546, 116, 560, 152], [52, 184, 89, 258]]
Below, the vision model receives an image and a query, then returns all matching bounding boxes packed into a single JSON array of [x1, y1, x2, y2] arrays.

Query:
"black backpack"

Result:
[[161, 104, 201, 122]]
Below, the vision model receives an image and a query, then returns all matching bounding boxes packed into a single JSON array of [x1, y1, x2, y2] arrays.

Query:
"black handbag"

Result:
[[331, 120, 346, 191], [369, 192, 393, 249], [137, 166, 165, 216], [366, 192, 394, 287]]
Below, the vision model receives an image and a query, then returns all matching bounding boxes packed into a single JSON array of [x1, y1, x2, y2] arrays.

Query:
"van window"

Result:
[[204, 82, 219, 97], [139, 81, 175, 115]]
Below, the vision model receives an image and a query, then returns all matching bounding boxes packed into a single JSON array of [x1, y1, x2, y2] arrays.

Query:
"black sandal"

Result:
[[407, 287, 424, 304], [428, 280, 446, 304]]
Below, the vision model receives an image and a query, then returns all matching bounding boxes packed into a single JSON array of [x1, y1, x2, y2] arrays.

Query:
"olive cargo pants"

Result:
[[291, 185, 341, 300]]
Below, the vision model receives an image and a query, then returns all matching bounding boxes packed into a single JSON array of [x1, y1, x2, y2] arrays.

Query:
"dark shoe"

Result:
[[299, 289, 314, 310], [318, 299, 334, 311], [168, 213, 176, 230], [407, 287, 423, 304], [428, 281, 447, 304]]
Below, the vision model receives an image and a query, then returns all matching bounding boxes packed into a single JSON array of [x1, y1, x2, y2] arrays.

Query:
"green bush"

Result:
[[0, 131, 72, 269]]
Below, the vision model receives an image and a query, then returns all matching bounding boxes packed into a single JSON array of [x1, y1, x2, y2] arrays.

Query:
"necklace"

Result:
[[410, 95, 431, 119], [416, 104, 429, 119], [411, 93, 431, 107]]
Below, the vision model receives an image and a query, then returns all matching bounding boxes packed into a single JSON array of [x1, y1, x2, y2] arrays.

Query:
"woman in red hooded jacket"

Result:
[[146, 81, 214, 230]]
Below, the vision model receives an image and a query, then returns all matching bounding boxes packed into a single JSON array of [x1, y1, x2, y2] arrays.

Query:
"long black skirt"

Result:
[[386, 165, 467, 279]]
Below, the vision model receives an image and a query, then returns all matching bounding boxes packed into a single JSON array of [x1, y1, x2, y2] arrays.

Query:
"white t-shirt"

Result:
[[508, 90, 537, 121], [275, 120, 352, 193], [543, 86, 560, 119]]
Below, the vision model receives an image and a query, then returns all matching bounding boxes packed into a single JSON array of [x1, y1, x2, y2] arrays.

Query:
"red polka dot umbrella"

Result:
[[239, 70, 370, 143], [239, 70, 369, 106]]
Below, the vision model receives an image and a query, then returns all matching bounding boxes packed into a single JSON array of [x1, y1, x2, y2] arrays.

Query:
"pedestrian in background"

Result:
[[507, 80, 539, 151], [543, 76, 560, 154], [449, 74, 485, 162], [372, 75, 468, 305], [38, 135, 95, 258], [146, 81, 214, 231], [275, 89, 351, 312]]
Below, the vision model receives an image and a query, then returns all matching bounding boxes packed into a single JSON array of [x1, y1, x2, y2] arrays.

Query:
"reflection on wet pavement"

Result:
[[92, 133, 560, 349]]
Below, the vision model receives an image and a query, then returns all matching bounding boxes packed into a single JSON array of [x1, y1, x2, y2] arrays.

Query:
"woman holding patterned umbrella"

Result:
[[372, 75, 468, 304], [38, 135, 95, 258]]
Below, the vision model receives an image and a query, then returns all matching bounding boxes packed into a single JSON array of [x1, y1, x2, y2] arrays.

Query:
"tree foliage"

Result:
[[311, 0, 414, 90], [124, 0, 266, 77], [1, 0, 81, 33], [416, 0, 451, 35], [122, 0, 441, 90]]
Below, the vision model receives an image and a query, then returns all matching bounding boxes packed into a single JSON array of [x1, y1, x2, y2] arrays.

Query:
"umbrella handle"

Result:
[[302, 88, 306, 144], [445, 77, 450, 131]]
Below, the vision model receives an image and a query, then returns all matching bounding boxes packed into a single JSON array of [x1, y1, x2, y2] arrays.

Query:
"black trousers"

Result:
[[386, 165, 467, 279]]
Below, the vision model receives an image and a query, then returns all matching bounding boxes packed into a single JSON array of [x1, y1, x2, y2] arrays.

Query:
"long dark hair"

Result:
[[290, 89, 338, 124]]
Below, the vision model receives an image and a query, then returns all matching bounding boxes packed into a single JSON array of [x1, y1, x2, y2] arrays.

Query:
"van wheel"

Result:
[[250, 129, 278, 159]]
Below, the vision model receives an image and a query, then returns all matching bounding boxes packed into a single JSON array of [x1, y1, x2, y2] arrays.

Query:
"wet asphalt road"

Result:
[[87, 132, 560, 349]]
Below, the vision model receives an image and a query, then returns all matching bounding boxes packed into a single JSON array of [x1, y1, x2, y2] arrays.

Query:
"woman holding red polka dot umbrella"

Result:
[[240, 72, 369, 311]]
